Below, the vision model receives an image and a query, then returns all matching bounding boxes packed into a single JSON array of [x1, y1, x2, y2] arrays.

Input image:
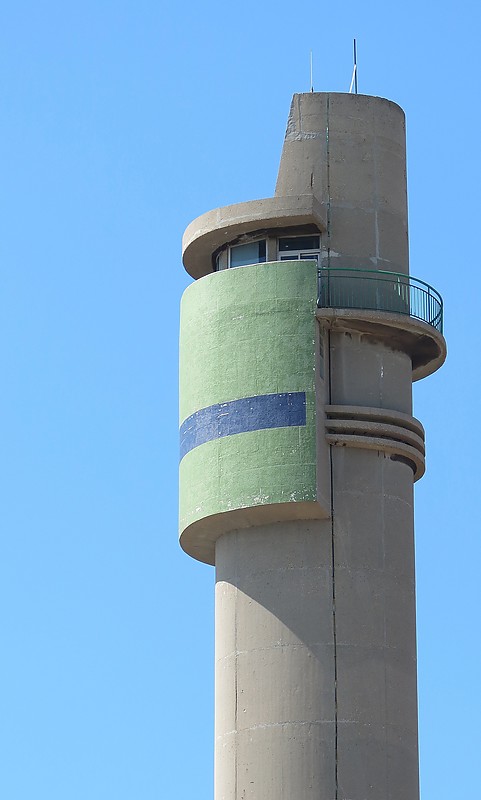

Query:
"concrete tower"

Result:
[[179, 93, 445, 800]]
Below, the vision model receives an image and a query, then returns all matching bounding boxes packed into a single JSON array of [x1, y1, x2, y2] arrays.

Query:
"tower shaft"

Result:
[[215, 339, 418, 799]]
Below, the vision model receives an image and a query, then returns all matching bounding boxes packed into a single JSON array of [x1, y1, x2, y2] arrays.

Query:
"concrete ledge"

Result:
[[325, 404, 425, 438], [182, 195, 327, 279], [326, 419, 424, 456], [179, 499, 329, 566], [325, 404, 425, 480], [326, 434, 425, 481], [317, 307, 447, 380]]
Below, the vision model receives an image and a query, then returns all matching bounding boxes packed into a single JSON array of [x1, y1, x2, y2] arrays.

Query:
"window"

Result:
[[278, 235, 320, 266], [279, 236, 320, 252], [229, 240, 266, 268]]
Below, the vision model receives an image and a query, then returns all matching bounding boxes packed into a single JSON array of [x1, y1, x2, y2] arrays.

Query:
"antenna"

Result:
[[354, 38, 358, 93], [349, 38, 358, 94], [310, 51, 314, 92]]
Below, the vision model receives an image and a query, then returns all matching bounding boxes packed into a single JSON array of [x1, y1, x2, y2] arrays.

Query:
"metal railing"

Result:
[[317, 267, 443, 333]]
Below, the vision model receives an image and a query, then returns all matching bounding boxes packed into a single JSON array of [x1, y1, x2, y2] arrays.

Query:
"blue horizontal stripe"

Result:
[[180, 392, 307, 461]]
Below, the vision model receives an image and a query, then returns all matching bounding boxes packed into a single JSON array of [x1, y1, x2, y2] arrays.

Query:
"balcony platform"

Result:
[[317, 268, 446, 380]]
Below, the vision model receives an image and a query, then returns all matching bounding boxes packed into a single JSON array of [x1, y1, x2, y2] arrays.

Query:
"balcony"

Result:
[[317, 268, 443, 334]]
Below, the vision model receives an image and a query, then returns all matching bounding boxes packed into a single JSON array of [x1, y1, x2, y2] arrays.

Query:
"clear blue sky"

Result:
[[0, 1, 478, 797]]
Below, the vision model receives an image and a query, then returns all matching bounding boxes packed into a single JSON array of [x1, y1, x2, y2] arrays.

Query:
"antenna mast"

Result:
[[349, 38, 358, 94], [354, 38, 358, 93]]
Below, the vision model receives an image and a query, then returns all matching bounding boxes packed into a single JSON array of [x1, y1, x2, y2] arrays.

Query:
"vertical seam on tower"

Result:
[[381, 460, 389, 797], [328, 338, 338, 800], [326, 94, 331, 267], [373, 102, 380, 267], [234, 531, 238, 800], [326, 94, 338, 800]]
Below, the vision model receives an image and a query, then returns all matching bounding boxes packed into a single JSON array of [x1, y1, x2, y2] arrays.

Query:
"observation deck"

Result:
[[316, 266, 446, 380]]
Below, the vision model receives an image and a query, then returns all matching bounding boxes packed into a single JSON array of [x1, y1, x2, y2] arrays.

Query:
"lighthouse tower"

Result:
[[179, 93, 445, 800]]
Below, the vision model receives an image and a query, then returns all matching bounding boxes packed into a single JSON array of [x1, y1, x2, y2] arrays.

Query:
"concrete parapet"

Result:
[[182, 195, 326, 279], [179, 260, 330, 565]]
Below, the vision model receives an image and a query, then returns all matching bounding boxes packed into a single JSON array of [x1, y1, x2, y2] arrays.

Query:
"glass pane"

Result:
[[230, 240, 266, 267], [280, 254, 299, 260], [278, 235, 320, 252], [300, 253, 319, 264]]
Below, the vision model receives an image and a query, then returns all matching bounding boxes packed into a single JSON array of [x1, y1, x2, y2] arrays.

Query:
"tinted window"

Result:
[[278, 236, 320, 252]]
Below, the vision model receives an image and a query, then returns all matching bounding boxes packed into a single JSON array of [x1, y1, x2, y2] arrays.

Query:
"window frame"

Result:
[[278, 234, 321, 266]]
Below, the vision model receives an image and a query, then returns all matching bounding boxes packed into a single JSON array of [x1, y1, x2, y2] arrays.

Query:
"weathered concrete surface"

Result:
[[215, 523, 336, 800], [215, 458, 418, 799], [328, 329, 413, 413], [276, 93, 408, 274]]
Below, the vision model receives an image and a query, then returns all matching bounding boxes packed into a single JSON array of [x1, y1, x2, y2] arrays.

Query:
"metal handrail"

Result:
[[317, 267, 443, 334]]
